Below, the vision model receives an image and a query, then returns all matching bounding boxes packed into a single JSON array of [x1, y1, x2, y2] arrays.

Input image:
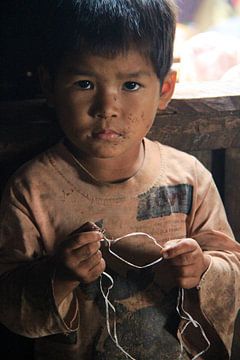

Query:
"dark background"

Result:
[[0, 0, 42, 101], [1, 2, 39, 357]]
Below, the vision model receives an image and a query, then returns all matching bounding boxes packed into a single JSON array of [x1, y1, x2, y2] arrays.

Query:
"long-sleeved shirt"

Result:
[[0, 138, 240, 359]]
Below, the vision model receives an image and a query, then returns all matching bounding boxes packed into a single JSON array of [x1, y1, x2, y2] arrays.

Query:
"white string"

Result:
[[176, 288, 210, 360], [99, 231, 210, 360], [100, 232, 163, 360], [100, 272, 136, 360], [101, 232, 164, 269]]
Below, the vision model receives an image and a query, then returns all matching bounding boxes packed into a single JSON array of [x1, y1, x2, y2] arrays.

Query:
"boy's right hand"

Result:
[[53, 222, 106, 286]]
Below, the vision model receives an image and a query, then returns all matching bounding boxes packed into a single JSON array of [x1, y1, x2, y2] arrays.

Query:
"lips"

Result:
[[92, 129, 122, 140]]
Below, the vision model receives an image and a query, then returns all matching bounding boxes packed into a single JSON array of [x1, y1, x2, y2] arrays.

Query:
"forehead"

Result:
[[57, 49, 156, 78]]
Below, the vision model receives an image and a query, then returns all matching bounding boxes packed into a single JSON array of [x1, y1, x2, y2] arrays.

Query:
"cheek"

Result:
[[125, 113, 139, 133], [56, 105, 76, 130], [56, 107, 86, 141], [55, 89, 87, 112], [126, 111, 154, 133], [127, 112, 138, 123], [56, 97, 84, 125]]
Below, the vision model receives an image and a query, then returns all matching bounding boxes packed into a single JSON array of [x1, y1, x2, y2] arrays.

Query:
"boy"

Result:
[[0, 1, 240, 359]]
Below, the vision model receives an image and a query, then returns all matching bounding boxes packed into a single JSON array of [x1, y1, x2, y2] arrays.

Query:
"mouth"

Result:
[[92, 129, 122, 141]]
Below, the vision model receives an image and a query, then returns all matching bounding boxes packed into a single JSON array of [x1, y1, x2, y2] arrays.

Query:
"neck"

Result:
[[64, 138, 145, 184]]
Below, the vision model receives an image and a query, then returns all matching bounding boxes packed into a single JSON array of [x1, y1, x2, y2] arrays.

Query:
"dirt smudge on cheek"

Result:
[[140, 112, 150, 128], [127, 112, 139, 124]]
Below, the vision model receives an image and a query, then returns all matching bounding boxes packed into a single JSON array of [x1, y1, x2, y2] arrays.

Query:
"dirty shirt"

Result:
[[0, 138, 240, 360]]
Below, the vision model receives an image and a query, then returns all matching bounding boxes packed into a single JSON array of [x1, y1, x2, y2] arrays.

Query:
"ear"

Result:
[[38, 65, 55, 108], [158, 70, 177, 111]]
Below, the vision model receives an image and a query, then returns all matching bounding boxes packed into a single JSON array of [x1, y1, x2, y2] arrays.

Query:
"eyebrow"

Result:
[[65, 67, 152, 78], [118, 71, 152, 78]]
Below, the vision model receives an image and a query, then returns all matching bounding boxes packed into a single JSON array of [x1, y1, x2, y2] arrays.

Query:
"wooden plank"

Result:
[[149, 94, 240, 151], [152, 80, 240, 151]]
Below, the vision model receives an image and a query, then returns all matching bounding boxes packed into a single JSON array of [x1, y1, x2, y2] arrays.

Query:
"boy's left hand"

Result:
[[161, 238, 211, 289]]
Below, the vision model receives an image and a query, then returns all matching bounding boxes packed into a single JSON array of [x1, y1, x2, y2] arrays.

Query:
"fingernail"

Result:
[[162, 245, 174, 259], [162, 252, 169, 259]]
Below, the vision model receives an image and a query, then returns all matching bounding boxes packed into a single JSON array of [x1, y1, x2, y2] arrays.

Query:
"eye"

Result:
[[74, 80, 94, 90], [123, 82, 141, 91]]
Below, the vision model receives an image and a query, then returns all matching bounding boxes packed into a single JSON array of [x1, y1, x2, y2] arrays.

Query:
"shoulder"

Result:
[[2, 142, 65, 199], [146, 138, 194, 161], [147, 138, 211, 182], [158, 142, 200, 166]]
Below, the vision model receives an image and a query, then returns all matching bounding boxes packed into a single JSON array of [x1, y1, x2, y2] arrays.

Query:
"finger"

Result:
[[172, 263, 197, 277], [73, 241, 101, 262], [169, 251, 197, 266], [77, 255, 105, 283], [86, 258, 106, 283], [162, 238, 198, 259], [78, 249, 102, 270], [70, 231, 103, 250], [88, 251, 105, 272], [70, 221, 99, 235]]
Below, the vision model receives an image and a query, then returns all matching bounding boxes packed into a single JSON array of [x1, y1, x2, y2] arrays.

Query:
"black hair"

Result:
[[39, 0, 176, 83]]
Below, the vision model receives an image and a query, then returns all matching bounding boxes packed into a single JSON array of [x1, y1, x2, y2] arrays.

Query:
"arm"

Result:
[[0, 185, 105, 338], [0, 197, 76, 338], [189, 174, 240, 355], [161, 159, 240, 356]]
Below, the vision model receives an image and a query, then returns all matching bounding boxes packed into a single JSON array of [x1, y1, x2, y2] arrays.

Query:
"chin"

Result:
[[86, 142, 127, 158], [89, 150, 122, 159]]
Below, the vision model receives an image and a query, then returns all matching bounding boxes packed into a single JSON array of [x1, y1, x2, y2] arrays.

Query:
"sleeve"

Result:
[[184, 159, 240, 355], [0, 181, 78, 338]]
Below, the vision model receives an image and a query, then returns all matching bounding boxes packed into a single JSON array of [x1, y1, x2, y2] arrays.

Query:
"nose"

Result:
[[89, 88, 119, 119]]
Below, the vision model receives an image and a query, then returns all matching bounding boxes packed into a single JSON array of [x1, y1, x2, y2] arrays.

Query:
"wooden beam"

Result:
[[149, 95, 240, 151], [150, 80, 240, 151]]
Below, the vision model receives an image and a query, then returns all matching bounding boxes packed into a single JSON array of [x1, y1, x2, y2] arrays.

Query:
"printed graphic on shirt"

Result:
[[137, 184, 193, 221]]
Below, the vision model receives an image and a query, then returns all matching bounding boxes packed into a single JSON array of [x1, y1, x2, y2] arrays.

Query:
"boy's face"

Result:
[[43, 49, 176, 160]]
